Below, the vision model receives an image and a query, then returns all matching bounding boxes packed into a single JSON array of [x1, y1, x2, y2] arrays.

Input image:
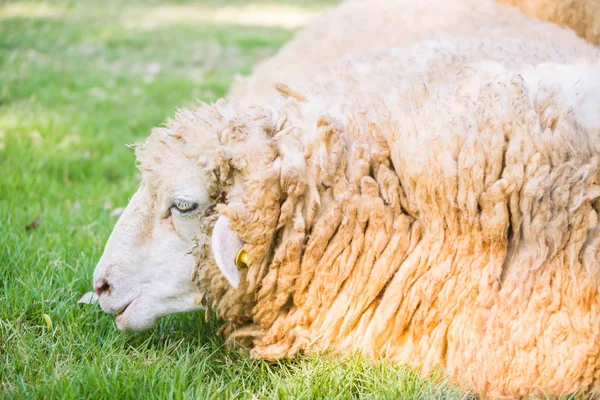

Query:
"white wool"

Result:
[[520, 63, 600, 133]]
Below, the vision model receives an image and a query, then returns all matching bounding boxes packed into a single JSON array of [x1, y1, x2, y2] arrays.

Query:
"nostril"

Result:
[[94, 279, 111, 296]]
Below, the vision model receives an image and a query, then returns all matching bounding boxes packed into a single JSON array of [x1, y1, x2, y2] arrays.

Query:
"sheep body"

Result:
[[228, 0, 598, 103], [497, 0, 600, 45], [138, 35, 600, 397]]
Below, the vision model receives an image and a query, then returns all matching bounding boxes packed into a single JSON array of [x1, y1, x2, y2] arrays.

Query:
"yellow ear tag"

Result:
[[235, 249, 249, 270]]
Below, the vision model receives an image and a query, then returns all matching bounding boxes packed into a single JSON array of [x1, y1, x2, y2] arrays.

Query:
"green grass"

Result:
[[0, 0, 472, 398]]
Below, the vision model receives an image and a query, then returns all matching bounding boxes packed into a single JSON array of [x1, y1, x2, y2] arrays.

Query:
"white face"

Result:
[[93, 177, 213, 330], [92, 101, 280, 330]]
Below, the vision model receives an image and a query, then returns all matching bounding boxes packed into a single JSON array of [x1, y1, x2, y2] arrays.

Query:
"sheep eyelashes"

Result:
[[211, 215, 245, 289]]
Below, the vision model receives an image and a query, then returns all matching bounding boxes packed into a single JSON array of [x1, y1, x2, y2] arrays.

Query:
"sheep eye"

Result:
[[171, 199, 198, 214]]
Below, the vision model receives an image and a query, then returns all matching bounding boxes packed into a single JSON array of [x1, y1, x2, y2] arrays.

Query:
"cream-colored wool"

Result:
[[497, 0, 600, 45], [134, 36, 600, 397], [228, 0, 598, 103]]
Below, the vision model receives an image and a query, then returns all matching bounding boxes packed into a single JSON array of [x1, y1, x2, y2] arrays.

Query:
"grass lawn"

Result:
[[0, 1, 474, 398]]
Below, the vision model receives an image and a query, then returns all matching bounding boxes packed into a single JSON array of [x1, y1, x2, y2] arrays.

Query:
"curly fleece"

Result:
[[136, 35, 600, 397]]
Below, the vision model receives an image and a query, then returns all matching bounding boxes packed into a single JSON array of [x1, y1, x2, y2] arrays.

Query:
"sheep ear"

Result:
[[210, 215, 242, 289]]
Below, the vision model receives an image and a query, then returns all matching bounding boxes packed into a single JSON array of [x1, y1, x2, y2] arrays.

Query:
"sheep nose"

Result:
[[94, 279, 111, 296]]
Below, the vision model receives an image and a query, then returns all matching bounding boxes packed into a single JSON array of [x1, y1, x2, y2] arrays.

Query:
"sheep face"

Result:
[[93, 160, 218, 330], [93, 101, 282, 330]]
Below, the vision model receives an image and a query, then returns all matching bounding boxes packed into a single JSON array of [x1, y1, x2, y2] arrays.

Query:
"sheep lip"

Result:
[[114, 298, 136, 315], [115, 297, 140, 326], [116, 305, 129, 315]]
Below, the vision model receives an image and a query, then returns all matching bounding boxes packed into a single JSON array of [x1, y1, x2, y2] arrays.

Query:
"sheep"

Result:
[[496, 0, 600, 45], [92, 0, 600, 398], [228, 0, 598, 103]]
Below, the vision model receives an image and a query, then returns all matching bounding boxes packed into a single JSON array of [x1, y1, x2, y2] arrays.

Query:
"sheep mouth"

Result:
[[114, 298, 138, 319], [116, 303, 131, 316]]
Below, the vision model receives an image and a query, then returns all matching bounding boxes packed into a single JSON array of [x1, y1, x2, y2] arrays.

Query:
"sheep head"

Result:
[[93, 99, 289, 330]]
